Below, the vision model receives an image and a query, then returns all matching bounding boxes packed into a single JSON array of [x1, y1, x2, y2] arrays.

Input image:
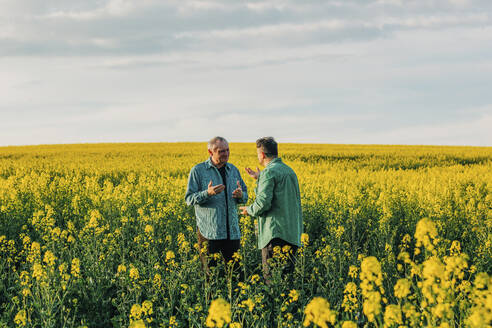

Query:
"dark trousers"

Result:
[[197, 229, 240, 273], [261, 238, 298, 282]]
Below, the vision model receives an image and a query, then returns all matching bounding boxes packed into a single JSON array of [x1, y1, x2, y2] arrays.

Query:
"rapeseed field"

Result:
[[0, 143, 490, 327]]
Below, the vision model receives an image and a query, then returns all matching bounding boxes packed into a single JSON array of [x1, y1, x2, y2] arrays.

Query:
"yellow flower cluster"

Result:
[[129, 266, 140, 281], [71, 258, 80, 278], [360, 256, 383, 323], [383, 304, 402, 327], [177, 232, 190, 253], [466, 273, 492, 328], [165, 250, 175, 262], [300, 233, 309, 246], [341, 321, 357, 328], [128, 319, 146, 328], [288, 289, 299, 303], [303, 297, 337, 328], [240, 298, 255, 312], [14, 309, 27, 327], [360, 256, 383, 293], [393, 278, 411, 299], [415, 217, 438, 253], [206, 298, 231, 328], [1, 142, 490, 327], [342, 282, 358, 313], [129, 300, 153, 324]]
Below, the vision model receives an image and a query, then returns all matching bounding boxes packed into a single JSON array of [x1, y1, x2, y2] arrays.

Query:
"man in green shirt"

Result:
[[240, 137, 303, 280]]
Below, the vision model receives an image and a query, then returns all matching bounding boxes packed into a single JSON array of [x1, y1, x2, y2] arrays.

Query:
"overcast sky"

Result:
[[1, 0, 491, 146]]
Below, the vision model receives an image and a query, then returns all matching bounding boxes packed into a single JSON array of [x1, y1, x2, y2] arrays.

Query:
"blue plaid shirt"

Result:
[[185, 158, 248, 240]]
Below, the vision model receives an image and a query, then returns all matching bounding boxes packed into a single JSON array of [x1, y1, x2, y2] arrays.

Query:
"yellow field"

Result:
[[0, 143, 491, 328]]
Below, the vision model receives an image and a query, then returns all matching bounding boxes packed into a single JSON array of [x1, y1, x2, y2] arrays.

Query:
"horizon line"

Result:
[[0, 141, 491, 149]]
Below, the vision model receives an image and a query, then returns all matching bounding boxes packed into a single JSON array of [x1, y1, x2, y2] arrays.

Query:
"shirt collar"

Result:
[[266, 157, 282, 167], [205, 157, 230, 170]]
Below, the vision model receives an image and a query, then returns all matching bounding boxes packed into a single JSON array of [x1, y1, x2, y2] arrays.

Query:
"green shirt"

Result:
[[246, 158, 303, 249]]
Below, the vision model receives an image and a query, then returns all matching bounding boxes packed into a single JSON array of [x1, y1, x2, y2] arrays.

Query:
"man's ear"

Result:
[[207, 149, 213, 156]]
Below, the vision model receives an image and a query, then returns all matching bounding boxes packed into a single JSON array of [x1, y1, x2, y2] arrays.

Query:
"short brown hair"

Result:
[[256, 137, 278, 158]]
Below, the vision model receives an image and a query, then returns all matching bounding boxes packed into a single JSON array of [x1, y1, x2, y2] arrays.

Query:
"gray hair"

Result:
[[208, 136, 228, 150]]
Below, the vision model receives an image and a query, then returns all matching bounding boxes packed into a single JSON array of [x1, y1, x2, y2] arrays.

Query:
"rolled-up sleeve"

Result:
[[185, 167, 210, 206], [247, 173, 274, 217]]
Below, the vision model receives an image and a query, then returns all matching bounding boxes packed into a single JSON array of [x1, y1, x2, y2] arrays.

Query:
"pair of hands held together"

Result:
[[207, 167, 261, 215]]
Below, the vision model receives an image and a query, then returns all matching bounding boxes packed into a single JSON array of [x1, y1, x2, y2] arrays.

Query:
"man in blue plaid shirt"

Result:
[[185, 136, 248, 272]]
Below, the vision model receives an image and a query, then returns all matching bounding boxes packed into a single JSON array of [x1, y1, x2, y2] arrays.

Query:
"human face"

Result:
[[208, 141, 229, 167], [256, 147, 266, 166]]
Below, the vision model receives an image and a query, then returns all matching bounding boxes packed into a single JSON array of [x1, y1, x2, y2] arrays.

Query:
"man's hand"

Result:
[[245, 167, 260, 180], [232, 181, 243, 199], [207, 180, 225, 196], [239, 206, 248, 215]]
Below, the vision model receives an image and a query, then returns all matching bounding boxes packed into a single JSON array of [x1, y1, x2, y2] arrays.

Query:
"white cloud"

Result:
[[448, 0, 470, 7], [2, 0, 491, 56], [173, 10, 490, 43], [362, 109, 492, 146], [175, 19, 349, 40], [381, 13, 489, 28], [36, 0, 158, 20], [1, 0, 491, 146]]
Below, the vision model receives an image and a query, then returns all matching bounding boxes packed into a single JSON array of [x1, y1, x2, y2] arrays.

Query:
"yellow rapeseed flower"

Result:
[[129, 266, 139, 280], [348, 265, 358, 279], [449, 240, 461, 256], [128, 319, 145, 328], [144, 224, 153, 234], [303, 297, 337, 328], [250, 274, 260, 284], [431, 303, 452, 320], [301, 233, 309, 246], [206, 298, 231, 328], [117, 264, 127, 274], [141, 300, 153, 316], [402, 303, 420, 326], [342, 282, 358, 313], [21, 288, 31, 297], [14, 309, 27, 327], [27, 242, 41, 263], [153, 273, 162, 288], [32, 263, 45, 281], [362, 291, 381, 323], [415, 218, 438, 252], [474, 272, 489, 289], [19, 271, 30, 286], [421, 256, 446, 304], [43, 250, 57, 267], [58, 263, 66, 275], [360, 256, 382, 287], [71, 258, 80, 278], [288, 289, 299, 303], [383, 304, 402, 327], [394, 278, 411, 299], [341, 321, 357, 328], [444, 254, 468, 280], [130, 304, 142, 321], [241, 299, 255, 312], [165, 250, 175, 262]]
